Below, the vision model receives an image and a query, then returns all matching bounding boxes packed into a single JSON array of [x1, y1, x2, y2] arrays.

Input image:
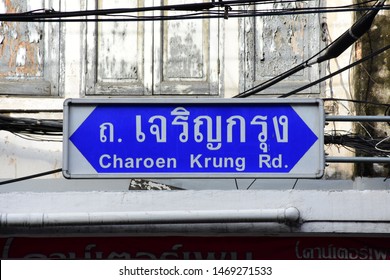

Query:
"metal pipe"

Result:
[[0, 208, 300, 228], [326, 156, 390, 163], [326, 115, 390, 122]]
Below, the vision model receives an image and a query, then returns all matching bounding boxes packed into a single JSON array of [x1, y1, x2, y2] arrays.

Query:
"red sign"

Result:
[[1, 236, 390, 260]]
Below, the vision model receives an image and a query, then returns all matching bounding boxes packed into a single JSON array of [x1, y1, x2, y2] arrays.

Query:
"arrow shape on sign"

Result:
[[68, 102, 320, 177]]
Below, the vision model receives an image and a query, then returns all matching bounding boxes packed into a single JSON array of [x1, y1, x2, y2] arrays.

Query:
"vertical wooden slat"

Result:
[[0, 0, 60, 96]]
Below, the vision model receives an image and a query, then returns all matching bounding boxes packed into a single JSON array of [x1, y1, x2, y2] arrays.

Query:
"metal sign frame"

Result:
[[63, 98, 324, 179]]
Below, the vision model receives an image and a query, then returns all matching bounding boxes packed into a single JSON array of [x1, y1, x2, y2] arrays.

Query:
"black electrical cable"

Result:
[[0, 114, 62, 135], [316, 0, 384, 64], [0, 0, 261, 21], [0, 168, 63, 186], [324, 97, 390, 108], [0, 1, 387, 22], [12, 7, 390, 23], [0, 1, 218, 21], [279, 43, 390, 98], [0, 114, 62, 142], [324, 134, 390, 157]]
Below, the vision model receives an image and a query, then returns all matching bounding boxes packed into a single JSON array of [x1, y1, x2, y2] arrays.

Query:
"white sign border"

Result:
[[63, 98, 325, 179]]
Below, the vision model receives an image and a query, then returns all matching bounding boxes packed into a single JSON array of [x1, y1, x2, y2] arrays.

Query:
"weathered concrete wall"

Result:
[[353, 1, 390, 176]]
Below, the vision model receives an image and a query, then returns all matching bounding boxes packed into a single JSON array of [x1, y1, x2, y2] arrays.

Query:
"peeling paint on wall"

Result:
[[165, 20, 204, 79], [240, 0, 319, 95], [153, 0, 220, 96], [15, 47, 26, 66], [353, 5, 390, 177], [256, 1, 307, 78], [97, 0, 140, 82], [0, 0, 44, 78]]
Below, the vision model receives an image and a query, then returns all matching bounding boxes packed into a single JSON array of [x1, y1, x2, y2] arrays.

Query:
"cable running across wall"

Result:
[[0, 1, 388, 22]]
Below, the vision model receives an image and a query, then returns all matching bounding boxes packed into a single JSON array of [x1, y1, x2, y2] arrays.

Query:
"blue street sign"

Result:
[[63, 99, 324, 179]]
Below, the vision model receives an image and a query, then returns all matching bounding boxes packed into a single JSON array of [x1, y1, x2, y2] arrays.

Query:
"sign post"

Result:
[[63, 98, 324, 179]]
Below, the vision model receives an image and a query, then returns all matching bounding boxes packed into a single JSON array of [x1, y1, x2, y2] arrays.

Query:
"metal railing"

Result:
[[325, 115, 390, 163]]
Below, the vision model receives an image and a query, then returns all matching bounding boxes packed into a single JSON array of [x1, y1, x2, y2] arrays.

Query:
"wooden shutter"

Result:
[[85, 0, 220, 96], [85, 0, 150, 96], [0, 0, 61, 96], [240, 1, 321, 95], [153, 0, 219, 96]]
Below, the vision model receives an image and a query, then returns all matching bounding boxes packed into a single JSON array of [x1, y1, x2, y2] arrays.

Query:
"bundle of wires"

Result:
[[0, 0, 388, 22], [0, 114, 62, 141], [324, 133, 390, 157]]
